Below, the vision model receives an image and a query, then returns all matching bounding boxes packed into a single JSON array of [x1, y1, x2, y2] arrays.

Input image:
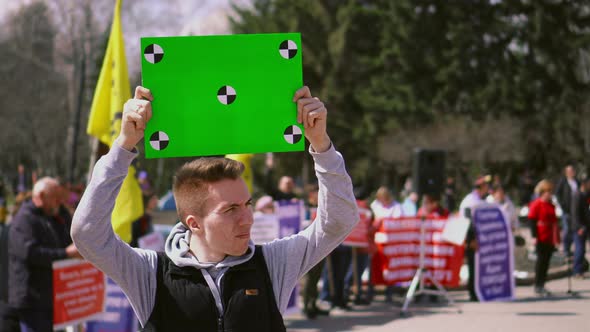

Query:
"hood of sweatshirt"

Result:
[[164, 222, 255, 269]]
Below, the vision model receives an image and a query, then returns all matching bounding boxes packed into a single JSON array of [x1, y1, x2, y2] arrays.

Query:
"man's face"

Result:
[[476, 184, 489, 199], [40, 185, 61, 216], [279, 176, 294, 193], [565, 166, 576, 179], [423, 196, 437, 213], [377, 192, 393, 205], [199, 178, 254, 259], [493, 189, 505, 202]]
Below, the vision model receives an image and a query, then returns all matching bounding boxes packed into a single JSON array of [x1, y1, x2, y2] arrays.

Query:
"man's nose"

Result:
[[239, 207, 254, 226]]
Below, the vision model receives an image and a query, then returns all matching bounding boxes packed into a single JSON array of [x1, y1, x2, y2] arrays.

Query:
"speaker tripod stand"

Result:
[[400, 216, 462, 316]]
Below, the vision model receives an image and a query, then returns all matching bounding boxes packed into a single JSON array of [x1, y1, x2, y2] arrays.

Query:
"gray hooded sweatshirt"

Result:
[[71, 143, 358, 327]]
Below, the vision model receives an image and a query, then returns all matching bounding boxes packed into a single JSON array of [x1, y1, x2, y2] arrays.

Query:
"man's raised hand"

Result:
[[115, 86, 154, 151], [293, 86, 330, 153]]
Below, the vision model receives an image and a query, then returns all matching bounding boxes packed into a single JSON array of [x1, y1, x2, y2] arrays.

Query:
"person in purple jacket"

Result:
[[71, 86, 358, 331]]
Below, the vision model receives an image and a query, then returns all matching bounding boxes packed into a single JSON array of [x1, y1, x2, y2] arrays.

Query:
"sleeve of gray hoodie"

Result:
[[70, 144, 157, 327], [262, 144, 358, 313]]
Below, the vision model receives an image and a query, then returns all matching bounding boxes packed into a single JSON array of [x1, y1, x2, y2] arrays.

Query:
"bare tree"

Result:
[[0, 1, 69, 180]]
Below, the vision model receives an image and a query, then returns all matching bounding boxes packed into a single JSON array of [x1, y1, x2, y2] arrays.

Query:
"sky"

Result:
[[0, 0, 252, 75]]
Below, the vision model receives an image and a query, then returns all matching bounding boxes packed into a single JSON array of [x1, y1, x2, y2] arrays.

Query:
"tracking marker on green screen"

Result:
[[140, 33, 304, 159]]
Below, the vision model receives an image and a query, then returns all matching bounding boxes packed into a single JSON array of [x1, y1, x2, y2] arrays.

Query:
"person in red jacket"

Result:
[[417, 193, 449, 219], [528, 179, 559, 297]]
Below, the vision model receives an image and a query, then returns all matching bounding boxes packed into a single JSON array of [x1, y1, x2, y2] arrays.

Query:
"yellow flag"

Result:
[[225, 154, 254, 193], [87, 0, 143, 243]]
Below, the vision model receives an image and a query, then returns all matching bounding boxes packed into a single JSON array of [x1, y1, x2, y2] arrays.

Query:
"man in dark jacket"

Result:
[[555, 165, 578, 257], [571, 177, 590, 278], [0, 221, 19, 332], [8, 177, 81, 332]]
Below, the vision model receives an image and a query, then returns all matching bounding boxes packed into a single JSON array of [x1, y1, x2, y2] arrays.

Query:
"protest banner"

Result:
[[276, 199, 303, 238], [86, 278, 138, 332], [138, 231, 166, 251], [52, 259, 106, 330], [373, 216, 464, 287], [343, 207, 371, 247], [472, 204, 515, 301], [251, 212, 281, 245]]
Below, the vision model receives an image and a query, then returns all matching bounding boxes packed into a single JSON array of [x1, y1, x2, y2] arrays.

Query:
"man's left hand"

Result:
[[293, 86, 330, 153]]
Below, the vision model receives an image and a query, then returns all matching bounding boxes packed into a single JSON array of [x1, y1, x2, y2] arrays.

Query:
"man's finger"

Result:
[[302, 102, 318, 127], [292, 86, 311, 102], [302, 101, 323, 113], [123, 100, 135, 113], [125, 111, 142, 124], [307, 109, 324, 128], [137, 104, 148, 125], [297, 98, 316, 125], [136, 100, 152, 124], [301, 103, 312, 129], [133, 113, 146, 131], [302, 101, 324, 127], [297, 98, 317, 107], [144, 102, 152, 122], [134, 86, 153, 101], [124, 111, 145, 130]]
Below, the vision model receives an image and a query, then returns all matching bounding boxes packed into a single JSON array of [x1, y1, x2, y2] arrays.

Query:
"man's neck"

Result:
[[189, 240, 225, 264]]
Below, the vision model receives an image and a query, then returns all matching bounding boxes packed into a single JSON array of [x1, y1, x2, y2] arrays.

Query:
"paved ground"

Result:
[[284, 275, 590, 332]]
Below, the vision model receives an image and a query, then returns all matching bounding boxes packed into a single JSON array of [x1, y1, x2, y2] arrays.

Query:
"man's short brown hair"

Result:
[[173, 158, 245, 224]]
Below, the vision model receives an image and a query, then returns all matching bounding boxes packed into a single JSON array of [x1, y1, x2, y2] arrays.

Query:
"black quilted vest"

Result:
[[142, 245, 286, 332]]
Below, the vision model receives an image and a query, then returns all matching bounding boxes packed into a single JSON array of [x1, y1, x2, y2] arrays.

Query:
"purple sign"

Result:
[[85, 278, 138, 332], [473, 204, 515, 301], [276, 200, 302, 238]]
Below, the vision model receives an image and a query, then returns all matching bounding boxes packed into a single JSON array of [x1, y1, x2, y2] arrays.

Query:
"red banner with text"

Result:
[[372, 217, 464, 287], [343, 207, 372, 247], [53, 259, 106, 330]]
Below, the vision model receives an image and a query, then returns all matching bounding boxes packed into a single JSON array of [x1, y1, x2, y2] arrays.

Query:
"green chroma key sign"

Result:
[[140, 33, 304, 159]]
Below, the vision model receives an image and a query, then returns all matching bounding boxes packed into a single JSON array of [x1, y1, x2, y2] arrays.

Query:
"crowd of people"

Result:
[[0, 107, 588, 329], [252, 163, 590, 316], [1, 157, 590, 330]]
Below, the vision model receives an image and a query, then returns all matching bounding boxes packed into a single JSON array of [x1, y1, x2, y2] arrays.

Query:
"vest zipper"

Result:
[[218, 316, 224, 331]]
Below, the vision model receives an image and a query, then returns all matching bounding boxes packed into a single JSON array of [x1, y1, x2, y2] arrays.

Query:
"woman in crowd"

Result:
[[528, 179, 558, 296]]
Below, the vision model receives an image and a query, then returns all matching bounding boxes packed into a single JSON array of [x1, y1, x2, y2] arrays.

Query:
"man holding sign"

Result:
[[72, 83, 358, 331]]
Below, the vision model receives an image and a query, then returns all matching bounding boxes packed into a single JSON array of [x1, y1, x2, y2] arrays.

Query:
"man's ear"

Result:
[[185, 215, 203, 233]]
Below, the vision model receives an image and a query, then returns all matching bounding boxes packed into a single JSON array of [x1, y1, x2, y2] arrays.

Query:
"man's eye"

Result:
[[246, 201, 253, 207]]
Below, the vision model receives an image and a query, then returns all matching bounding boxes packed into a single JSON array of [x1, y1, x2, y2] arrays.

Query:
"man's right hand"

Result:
[[115, 86, 154, 151]]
